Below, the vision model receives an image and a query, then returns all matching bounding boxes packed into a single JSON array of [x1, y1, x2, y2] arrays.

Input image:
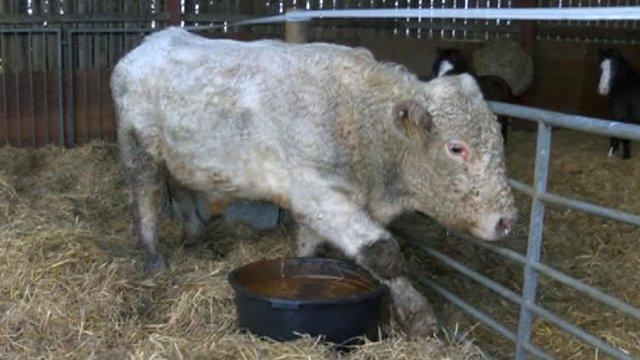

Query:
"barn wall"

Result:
[[223, 28, 640, 121], [2, 25, 640, 146]]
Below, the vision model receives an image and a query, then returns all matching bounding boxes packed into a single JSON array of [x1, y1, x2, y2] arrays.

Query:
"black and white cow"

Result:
[[598, 48, 640, 160]]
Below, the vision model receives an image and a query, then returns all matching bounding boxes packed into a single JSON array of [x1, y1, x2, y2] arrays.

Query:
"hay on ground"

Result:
[[0, 143, 483, 359]]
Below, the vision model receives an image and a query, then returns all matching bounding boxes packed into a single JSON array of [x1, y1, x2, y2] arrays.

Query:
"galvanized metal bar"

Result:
[[515, 122, 552, 360], [42, 31, 50, 144], [508, 179, 640, 227], [12, 31, 20, 147], [281, 6, 640, 21], [452, 230, 640, 321], [488, 101, 640, 141], [1, 33, 8, 145], [399, 230, 523, 304], [27, 31, 35, 146], [525, 301, 634, 360], [402, 229, 637, 359], [65, 29, 75, 147], [55, 28, 64, 146], [417, 276, 553, 360]]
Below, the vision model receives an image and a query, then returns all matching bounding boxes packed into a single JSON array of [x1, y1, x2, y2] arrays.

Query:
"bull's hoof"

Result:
[[389, 278, 440, 338], [403, 311, 440, 339], [145, 256, 168, 274], [183, 236, 203, 249], [394, 293, 439, 339]]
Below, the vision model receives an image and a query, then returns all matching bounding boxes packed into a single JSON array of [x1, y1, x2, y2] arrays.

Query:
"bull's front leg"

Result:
[[290, 180, 438, 337], [357, 240, 438, 337], [296, 224, 327, 257]]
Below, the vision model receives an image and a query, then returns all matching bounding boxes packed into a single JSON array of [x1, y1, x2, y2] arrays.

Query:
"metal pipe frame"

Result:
[[397, 229, 636, 360]]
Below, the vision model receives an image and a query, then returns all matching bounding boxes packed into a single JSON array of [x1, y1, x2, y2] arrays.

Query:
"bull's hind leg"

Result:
[[120, 131, 167, 272], [167, 176, 212, 247]]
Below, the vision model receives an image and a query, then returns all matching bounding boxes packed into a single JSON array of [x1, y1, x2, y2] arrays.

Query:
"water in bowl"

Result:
[[244, 275, 372, 300]]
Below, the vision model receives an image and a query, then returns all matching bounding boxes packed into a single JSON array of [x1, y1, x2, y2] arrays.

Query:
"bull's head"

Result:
[[391, 74, 517, 241]]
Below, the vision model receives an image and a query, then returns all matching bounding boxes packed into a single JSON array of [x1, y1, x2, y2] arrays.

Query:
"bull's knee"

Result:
[[356, 237, 404, 280]]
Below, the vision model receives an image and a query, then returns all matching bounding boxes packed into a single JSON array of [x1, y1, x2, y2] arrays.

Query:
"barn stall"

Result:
[[1, 1, 639, 359]]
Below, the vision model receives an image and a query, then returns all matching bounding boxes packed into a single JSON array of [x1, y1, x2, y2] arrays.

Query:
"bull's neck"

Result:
[[346, 107, 414, 224], [337, 68, 420, 222]]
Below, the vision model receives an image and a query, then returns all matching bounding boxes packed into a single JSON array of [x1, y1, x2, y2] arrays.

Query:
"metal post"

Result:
[[516, 0, 536, 53], [284, 19, 309, 43], [515, 122, 552, 359]]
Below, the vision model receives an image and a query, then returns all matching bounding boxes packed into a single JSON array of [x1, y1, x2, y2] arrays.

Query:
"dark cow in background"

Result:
[[598, 48, 640, 159], [429, 48, 515, 144], [111, 28, 517, 338]]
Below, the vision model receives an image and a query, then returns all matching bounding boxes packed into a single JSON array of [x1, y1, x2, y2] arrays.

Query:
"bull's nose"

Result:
[[495, 217, 517, 238]]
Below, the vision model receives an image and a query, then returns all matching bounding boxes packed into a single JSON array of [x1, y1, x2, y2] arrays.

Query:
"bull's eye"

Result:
[[446, 141, 470, 160]]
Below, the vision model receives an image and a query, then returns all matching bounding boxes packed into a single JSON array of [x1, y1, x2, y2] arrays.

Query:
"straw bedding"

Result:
[[0, 127, 637, 358], [0, 143, 482, 359]]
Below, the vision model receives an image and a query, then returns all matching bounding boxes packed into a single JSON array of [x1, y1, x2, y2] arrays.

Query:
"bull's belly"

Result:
[[164, 146, 292, 209]]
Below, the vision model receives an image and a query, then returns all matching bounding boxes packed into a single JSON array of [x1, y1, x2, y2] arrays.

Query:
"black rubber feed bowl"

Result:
[[228, 257, 389, 345]]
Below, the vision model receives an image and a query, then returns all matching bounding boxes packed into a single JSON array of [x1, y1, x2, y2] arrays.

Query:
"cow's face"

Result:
[[391, 74, 517, 241]]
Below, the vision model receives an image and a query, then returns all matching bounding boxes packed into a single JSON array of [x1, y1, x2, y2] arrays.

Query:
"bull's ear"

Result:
[[392, 100, 433, 141]]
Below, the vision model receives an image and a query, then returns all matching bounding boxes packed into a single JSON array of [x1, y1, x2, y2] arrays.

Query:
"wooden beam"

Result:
[[284, 21, 309, 43], [0, 13, 170, 24], [516, 0, 536, 54], [166, 0, 181, 26]]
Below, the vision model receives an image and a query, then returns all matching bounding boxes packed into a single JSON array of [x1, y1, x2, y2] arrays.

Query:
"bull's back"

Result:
[[112, 28, 365, 194]]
